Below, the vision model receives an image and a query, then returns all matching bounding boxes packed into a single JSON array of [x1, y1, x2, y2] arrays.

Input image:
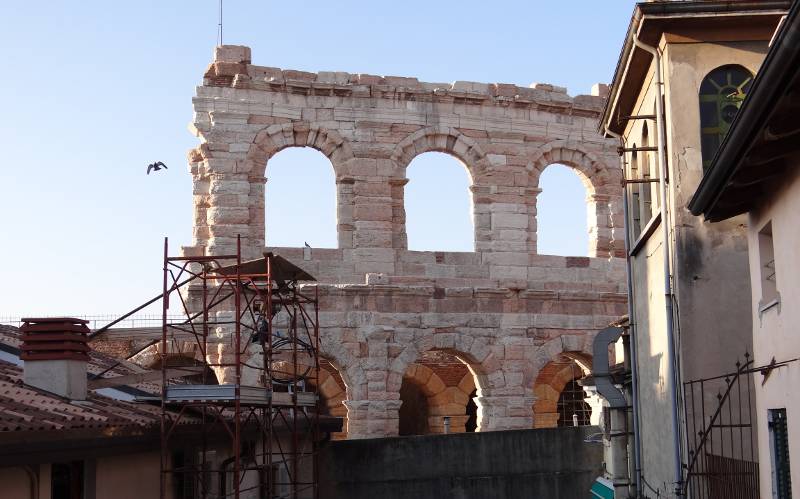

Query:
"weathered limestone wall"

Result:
[[183, 45, 627, 438]]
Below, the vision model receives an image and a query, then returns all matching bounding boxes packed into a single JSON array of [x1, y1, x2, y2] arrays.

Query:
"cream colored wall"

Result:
[[623, 50, 682, 495], [0, 466, 34, 499], [747, 161, 800, 498], [95, 451, 164, 499], [0, 464, 50, 499], [629, 227, 672, 490], [662, 40, 765, 382], [622, 37, 769, 495]]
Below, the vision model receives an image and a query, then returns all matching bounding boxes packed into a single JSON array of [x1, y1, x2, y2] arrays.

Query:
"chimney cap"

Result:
[[20, 317, 90, 362], [20, 317, 89, 324]]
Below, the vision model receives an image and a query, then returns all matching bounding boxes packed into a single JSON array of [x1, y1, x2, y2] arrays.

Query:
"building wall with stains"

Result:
[[621, 38, 767, 493]]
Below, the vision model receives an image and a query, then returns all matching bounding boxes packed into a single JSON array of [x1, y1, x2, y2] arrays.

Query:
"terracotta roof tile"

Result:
[[0, 360, 162, 432], [0, 325, 168, 434]]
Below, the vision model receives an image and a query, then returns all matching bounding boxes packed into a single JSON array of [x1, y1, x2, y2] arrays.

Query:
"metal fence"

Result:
[[0, 314, 185, 330], [683, 354, 759, 499]]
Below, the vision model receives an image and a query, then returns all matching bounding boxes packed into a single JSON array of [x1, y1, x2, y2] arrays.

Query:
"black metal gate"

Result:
[[683, 354, 759, 499]]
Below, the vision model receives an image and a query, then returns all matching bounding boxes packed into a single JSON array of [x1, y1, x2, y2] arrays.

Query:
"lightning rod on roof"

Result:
[[217, 0, 223, 46]]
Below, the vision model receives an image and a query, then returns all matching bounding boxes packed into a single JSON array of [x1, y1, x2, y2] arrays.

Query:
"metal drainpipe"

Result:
[[633, 37, 684, 497], [622, 181, 643, 499], [603, 126, 643, 498]]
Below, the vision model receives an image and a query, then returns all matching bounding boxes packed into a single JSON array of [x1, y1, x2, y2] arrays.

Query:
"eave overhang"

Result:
[[600, 1, 789, 137]]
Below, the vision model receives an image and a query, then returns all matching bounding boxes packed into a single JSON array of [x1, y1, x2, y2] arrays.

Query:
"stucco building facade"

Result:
[[598, 1, 789, 497], [690, 5, 800, 496]]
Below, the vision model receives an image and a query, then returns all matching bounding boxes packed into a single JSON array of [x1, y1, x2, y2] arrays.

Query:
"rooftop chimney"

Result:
[[20, 318, 90, 400]]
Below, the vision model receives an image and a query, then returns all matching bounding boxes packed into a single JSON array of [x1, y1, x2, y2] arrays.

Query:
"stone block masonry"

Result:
[[180, 45, 627, 438]]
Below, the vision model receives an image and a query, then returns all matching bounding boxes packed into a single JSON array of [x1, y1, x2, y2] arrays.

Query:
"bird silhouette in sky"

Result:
[[147, 161, 168, 175]]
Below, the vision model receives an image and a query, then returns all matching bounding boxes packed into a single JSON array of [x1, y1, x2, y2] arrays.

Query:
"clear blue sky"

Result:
[[0, 1, 634, 318]]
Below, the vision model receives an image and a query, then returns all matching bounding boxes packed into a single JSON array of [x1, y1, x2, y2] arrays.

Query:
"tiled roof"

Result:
[[0, 325, 162, 394], [0, 359, 161, 432], [0, 324, 164, 434]]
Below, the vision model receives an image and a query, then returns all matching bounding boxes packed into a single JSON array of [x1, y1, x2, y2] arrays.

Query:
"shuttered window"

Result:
[[769, 408, 793, 499]]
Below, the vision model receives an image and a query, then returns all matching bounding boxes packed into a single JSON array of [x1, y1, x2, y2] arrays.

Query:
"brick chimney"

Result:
[[20, 318, 90, 400]]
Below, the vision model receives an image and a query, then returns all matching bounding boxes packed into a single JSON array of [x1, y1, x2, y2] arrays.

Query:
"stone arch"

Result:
[[319, 331, 363, 398], [245, 122, 354, 177], [243, 122, 356, 250], [532, 353, 592, 428], [528, 334, 594, 387], [529, 140, 623, 258], [529, 335, 596, 429], [390, 126, 489, 181], [403, 151, 476, 252], [316, 366, 349, 439], [390, 127, 489, 251], [396, 330, 494, 393], [387, 330, 529, 432], [402, 362, 476, 434]]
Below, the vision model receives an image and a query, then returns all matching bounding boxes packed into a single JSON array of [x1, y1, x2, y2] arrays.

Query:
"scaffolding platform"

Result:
[[164, 384, 318, 407]]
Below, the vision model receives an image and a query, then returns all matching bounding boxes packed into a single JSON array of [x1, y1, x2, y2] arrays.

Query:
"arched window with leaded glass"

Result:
[[699, 65, 754, 170]]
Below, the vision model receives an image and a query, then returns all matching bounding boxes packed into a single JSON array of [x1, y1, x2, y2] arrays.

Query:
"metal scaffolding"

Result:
[[158, 236, 321, 499]]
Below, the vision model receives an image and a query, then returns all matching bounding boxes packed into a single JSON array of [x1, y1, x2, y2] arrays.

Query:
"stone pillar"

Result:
[[474, 362, 535, 430], [341, 327, 401, 438], [336, 176, 355, 249], [248, 176, 267, 252], [344, 399, 402, 438], [588, 192, 610, 258], [525, 187, 541, 253], [476, 393, 536, 430], [389, 177, 408, 249], [472, 183, 492, 253], [207, 173, 253, 256]]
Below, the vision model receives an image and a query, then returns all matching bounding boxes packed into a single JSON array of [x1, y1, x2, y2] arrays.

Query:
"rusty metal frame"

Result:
[[157, 236, 321, 499]]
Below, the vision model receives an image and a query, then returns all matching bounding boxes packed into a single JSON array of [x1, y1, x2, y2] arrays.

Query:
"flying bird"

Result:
[[147, 161, 168, 175]]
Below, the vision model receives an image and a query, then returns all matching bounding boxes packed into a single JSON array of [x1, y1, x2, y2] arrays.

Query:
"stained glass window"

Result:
[[699, 65, 754, 170]]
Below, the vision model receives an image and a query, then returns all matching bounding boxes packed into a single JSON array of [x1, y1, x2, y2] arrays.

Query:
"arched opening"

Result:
[[271, 356, 349, 439], [532, 354, 593, 428], [627, 145, 642, 241], [640, 124, 653, 221], [317, 359, 349, 440], [465, 389, 478, 432], [557, 379, 592, 427], [699, 64, 754, 171], [536, 164, 590, 256], [399, 378, 430, 436], [405, 152, 474, 252], [264, 147, 337, 248], [400, 350, 480, 435]]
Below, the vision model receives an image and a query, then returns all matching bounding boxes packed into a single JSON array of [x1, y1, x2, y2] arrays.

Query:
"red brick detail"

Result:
[[418, 351, 470, 387]]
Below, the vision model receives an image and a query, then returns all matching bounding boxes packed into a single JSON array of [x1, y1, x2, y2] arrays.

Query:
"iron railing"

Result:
[[683, 353, 760, 499]]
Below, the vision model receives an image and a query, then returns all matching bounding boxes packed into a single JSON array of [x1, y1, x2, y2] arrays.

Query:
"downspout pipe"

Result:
[[633, 37, 684, 497], [603, 127, 642, 498], [622, 181, 643, 498]]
